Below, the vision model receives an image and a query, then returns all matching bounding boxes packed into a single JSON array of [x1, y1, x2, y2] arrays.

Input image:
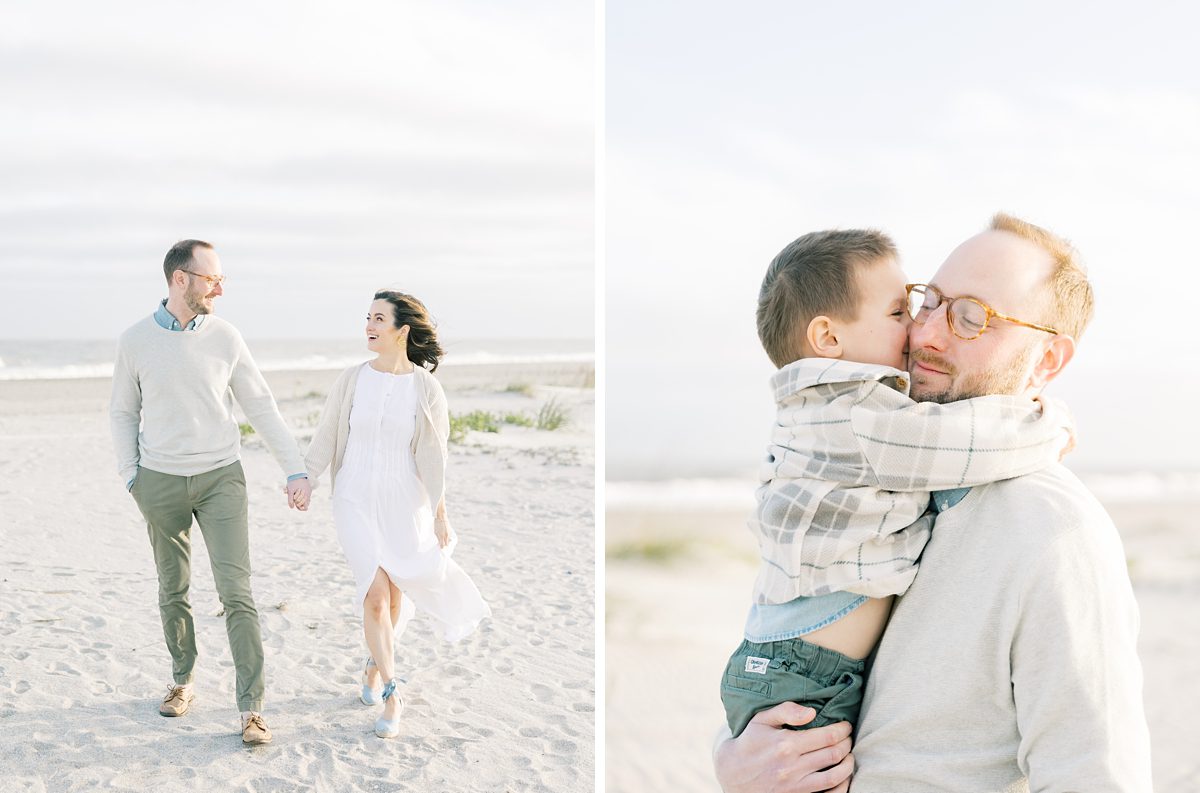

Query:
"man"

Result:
[[110, 240, 312, 746], [713, 214, 1152, 792]]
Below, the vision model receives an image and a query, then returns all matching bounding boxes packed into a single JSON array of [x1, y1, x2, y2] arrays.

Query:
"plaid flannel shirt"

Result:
[[750, 358, 1072, 604]]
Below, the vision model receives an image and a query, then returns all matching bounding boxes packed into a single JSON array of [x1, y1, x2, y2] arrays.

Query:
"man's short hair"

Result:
[[163, 240, 214, 284], [756, 229, 897, 368], [989, 213, 1094, 340]]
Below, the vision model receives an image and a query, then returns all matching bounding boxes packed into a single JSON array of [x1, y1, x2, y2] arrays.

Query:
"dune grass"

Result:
[[535, 398, 569, 431], [505, 383, 536, 397], [449, 410, 501, 443], [607, 538, 693, 563], [449, 398, 570, 443]]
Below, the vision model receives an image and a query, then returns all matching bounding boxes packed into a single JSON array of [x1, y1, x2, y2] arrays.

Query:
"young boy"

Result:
[[720, 229, 1072, 738]]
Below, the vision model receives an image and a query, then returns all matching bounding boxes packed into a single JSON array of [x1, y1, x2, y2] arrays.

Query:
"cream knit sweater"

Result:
[[851, 464, 1152, 792], [109, 315, 305, 482]]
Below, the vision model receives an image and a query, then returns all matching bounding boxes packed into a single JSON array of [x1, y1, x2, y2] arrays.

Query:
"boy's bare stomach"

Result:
[[800, 595, 894, 660]]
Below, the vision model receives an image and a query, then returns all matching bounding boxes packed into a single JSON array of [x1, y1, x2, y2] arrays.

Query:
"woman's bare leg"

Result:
[[363, 568, 397, 714], [364, 577, 404, 691], [389, 580, 403, 628]]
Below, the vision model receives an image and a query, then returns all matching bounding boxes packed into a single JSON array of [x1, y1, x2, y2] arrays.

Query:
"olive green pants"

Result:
[[130, 461, 265, 713], [721, 637, 865, 739]]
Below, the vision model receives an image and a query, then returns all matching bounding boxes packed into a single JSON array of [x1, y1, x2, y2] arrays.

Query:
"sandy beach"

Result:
[[0, 361, 595, 792], [605, 482, 1200, 792]]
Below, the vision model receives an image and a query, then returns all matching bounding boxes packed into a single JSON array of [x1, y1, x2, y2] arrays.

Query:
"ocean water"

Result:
[[607, 353, 1200, 480], [607, 471, 1200, 512], [0, 338, 593, 382]]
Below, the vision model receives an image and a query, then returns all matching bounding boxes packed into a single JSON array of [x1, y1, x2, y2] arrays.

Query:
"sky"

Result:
[[0, 0, 594, 341], [607, 1, 1200, 477]]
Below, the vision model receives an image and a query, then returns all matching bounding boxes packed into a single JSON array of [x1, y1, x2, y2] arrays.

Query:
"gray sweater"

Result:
[[851, 465, 1152, 792], [109, 315, 305, 483]]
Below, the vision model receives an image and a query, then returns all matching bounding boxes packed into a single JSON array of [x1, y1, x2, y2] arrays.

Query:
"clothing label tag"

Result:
[[745, 656, 770, 675]]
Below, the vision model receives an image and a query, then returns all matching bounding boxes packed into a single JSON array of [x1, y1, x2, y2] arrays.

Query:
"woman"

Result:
[[302, 290, 491, 738]]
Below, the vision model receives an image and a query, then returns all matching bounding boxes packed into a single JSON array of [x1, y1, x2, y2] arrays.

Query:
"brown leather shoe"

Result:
[[241, 712, 273, 745], [159, 685, 194, 717]]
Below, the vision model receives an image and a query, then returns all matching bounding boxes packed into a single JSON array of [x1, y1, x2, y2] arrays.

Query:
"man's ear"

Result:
[[1029, 334, 1075, 390], [805, 316, 843, 360]]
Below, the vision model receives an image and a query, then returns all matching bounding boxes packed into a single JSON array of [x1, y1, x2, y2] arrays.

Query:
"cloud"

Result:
[[1, 0, 594, 340]]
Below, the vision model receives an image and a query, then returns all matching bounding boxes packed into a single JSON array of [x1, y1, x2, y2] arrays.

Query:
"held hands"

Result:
[[286, 477, 312, 511], [714, 703, 854, 793], [434, 516, 452, 548]]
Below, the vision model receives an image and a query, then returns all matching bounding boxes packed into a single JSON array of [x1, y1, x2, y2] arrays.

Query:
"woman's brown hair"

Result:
[[374, 290, 445, 372]]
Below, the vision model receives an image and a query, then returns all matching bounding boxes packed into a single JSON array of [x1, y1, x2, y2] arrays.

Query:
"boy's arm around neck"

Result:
[[848, 386, 1073, 491]]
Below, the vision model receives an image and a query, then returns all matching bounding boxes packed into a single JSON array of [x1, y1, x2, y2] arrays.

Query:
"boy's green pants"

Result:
[[130, 461, 265, 713], [721, 637, 865, 738]]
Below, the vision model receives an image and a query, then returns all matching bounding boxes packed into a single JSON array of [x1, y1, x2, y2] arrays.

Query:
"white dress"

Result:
[[332, 365, 490, 642]]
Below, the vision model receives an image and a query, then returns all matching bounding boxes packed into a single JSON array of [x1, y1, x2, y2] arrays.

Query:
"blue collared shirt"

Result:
[[743, 487, 972, 642], [128, 302, 305, 489], [154, 299, 206, 332]]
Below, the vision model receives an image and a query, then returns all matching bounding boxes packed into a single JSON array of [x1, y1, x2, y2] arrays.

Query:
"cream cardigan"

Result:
[[304, 362, 450, 511]]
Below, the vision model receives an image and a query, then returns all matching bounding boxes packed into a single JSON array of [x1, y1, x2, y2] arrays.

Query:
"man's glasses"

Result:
[[905, 283, 1058, 341], [180, 270, 227, 288]]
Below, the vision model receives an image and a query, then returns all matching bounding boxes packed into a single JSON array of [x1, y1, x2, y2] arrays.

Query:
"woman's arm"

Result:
[[303, 367, 353, 485], [428, 375, 452, 543]]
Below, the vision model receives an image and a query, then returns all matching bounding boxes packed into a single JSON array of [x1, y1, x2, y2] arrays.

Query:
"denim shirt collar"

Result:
[[154, 299, 205, 331], [932, 487, 971, 513]]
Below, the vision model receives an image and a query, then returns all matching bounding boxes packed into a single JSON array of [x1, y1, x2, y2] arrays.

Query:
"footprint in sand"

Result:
[[548, 738, 577, 755], [519, 726, 543, 738], [571, 702, 594, 713], [15, 681, 31, 694], [438, 736, 474, 751], [529, 683, 554, 703], [444, 663, 481, 681]]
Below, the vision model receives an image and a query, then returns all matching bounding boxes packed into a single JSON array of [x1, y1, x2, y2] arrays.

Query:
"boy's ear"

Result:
[[805, 316, 843, 359]]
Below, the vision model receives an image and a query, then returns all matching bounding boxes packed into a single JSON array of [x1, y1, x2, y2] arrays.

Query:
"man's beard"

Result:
[[910, 343, 1038, 403], [184, 287, 214, 315]]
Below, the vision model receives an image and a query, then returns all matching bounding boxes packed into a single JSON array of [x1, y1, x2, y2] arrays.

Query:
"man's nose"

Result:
[[212, 281, 224, 296], [910, 304, 949, 350]]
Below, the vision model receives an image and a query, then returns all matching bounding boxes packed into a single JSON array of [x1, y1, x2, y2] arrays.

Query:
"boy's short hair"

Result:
[[757, 229, 897, 368]]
